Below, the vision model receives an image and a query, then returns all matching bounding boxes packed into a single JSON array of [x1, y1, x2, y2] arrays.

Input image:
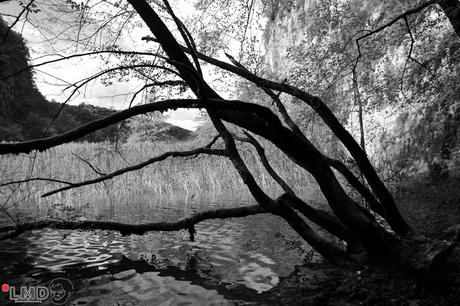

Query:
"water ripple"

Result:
[[1, 196, 308, 305]]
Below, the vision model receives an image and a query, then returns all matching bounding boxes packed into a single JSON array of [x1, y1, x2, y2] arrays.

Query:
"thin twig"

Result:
[[72, 153, 106, 176], [1, 0, 35, 45], [0, 178, 73, 188]]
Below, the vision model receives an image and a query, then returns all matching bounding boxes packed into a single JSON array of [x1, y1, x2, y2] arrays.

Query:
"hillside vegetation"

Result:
[[0, 17, 194, 143]]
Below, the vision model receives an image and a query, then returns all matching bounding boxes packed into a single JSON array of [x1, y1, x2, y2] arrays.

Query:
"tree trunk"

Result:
[[125, 0, 410, 265]]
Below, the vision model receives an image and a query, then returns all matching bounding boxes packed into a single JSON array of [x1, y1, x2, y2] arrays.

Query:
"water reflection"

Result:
[[0, 196, 309, 305]]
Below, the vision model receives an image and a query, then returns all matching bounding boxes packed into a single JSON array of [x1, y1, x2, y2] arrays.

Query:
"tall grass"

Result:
[[0, 138, 324, 220]]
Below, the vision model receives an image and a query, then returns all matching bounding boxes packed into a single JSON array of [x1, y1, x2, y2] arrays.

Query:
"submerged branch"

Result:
[[0, 204, 266, 241]]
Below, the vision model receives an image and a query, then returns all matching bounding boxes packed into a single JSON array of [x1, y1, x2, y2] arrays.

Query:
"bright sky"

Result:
[[0, 0, 213, 130]]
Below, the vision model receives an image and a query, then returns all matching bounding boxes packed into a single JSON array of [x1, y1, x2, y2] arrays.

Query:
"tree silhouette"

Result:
[[0, 0, 459, 287]]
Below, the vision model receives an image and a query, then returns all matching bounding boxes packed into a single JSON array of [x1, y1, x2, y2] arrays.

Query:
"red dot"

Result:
[[1, 284, 9, 292]]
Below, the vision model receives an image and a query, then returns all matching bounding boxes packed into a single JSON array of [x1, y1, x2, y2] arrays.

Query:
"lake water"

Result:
[[0, 195, 313, 305]]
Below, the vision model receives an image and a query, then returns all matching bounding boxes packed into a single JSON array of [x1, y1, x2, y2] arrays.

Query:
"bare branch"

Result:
[[325, 157, 384, 216], [0, 50, 165, 82], [43, 63, 180, 135], [205, 134, 221, 148], [225, 53, 307, 140], [278, 193, 358, 246], [1, 0, 35, 45], [127, 80, 187, 109], [351, 59, 366, 154], [352, 0, 438, 97], [0, 178, 73, 188], [72, 153, 106, 176], [235, 132, 294, 195], [403, 17, 436, 77], [0, 98, 279, 155], [42, 147, 227, 197], [0, 204, 266, 241], [355, 0, 437, 44], [163, 0, 203, 79], [143, 35, 410, 235], [235, 133, 358, 246]]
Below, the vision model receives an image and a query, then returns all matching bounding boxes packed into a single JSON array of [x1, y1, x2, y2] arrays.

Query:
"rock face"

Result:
[[262, 0, 318, 80], [259, 0, 460, 178]]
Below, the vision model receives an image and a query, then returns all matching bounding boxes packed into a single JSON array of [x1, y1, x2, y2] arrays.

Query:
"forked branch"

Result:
[[142, 34, 410, 235], [235, 132, 294, 195], [235, 133, 357, 245]]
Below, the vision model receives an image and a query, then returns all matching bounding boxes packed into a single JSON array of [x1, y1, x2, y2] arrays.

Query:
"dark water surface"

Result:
[[0, 196, 310, 305]]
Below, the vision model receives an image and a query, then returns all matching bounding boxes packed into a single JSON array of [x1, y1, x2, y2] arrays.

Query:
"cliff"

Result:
[[262, 0, 317, 80], [259, 0, 460, 179]]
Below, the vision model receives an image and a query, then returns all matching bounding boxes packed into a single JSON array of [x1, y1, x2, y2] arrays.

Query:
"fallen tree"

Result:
[[0, 0, 459, 289]]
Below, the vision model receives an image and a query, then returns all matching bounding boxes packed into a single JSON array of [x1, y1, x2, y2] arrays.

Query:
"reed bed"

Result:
[[0, 137, 324, 220]]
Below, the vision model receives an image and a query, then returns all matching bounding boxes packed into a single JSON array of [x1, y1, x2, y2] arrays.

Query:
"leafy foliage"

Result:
[[262, 0, 460, 178], [123, 112, 195, 143]]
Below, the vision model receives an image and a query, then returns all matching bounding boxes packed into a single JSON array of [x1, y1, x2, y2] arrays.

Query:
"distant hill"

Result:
[[123, 117, 196, 143], [157, 123, 196, 141], [0, 17, 194, 143], [0, 17, 118, 142]]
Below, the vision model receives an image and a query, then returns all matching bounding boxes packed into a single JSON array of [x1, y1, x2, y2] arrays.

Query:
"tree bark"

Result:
[[142, 36, 412, 236], [125, 0, 409, 262]]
